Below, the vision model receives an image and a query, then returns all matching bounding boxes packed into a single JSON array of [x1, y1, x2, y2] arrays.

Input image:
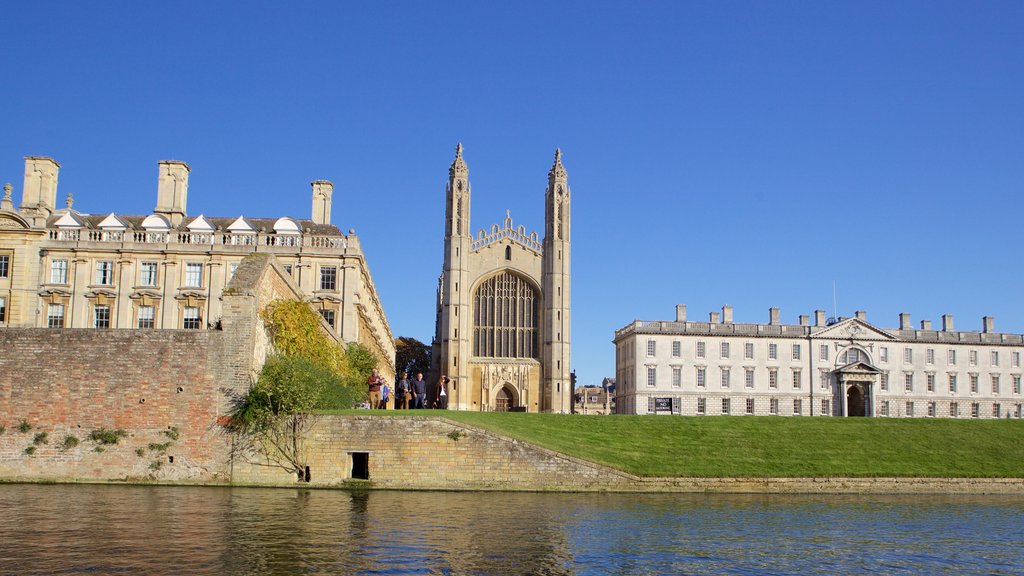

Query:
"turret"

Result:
[[434, 143, 473, 409], [542, 148, 572, 413]]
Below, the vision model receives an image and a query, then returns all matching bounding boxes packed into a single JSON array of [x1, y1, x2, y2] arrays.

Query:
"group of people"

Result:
[[366, 369, 449, 410]]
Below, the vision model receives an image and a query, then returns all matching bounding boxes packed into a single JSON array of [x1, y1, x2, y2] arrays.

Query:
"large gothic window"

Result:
[[473, 271, 538, 358]]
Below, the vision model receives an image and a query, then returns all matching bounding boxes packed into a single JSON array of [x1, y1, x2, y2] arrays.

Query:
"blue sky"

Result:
[[2, 1, 1022, 386]]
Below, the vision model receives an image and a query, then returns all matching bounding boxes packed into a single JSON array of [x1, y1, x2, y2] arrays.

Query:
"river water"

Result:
[[0, 484, 1021, 575]]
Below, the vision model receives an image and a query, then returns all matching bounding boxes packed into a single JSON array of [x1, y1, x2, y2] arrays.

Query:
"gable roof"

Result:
[[97, 213, 128, 229], [810, 317, 897, 341]]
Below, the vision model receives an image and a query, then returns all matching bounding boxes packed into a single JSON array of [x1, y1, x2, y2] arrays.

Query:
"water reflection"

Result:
[[0, 485, 1021, 575]]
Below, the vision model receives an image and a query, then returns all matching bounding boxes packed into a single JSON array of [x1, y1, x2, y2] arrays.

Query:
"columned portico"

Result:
[[834, 362, 882, 417]]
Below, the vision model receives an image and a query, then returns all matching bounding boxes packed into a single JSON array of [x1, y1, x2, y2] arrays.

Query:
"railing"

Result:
[[615, 318, 1024, 345], [47, 228, 347, 251], [470, 219, 543, 253]]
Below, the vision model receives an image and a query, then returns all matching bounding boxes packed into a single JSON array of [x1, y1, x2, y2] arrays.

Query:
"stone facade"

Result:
[[0, 254, 302, 482], [615, 305, 1024, 419], [431, 146, 572, 412], [0, 156, 394, 380]]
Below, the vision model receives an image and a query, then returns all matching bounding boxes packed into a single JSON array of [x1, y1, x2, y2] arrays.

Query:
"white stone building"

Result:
[[615, 305, 1024, 419]]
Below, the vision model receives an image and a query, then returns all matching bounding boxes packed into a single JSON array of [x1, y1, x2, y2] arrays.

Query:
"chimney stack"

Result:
[[920, 320, 932, 330], [899, 313, 911, 330], [942, 314, 954, 332], [815, 310, 826, 326], [675, 304, 686, 323], [983, 316, 994, 333], [154, 160, 190, 226], [709, 312, 720, 324], [722, 305, 733, 324], [855, 310, 867, 321], [20, 156, 60, 224], [799, 315, 809, 326], [769, 307, 780, 326], [311, 180, 334, 225]]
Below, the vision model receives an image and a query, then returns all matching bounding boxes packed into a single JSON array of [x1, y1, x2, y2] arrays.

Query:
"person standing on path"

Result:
[[411, 372, 427, 409], [367, 368, 384, 409], [395, 371, 411, 410], [435, 375, 449, 409]]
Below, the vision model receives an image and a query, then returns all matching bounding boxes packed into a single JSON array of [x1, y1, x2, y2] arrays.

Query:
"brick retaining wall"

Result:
[[0, 328, 232, 482]]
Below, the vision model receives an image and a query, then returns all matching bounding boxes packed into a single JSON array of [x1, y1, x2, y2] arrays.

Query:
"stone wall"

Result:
[[231, 415, 636, 490], [0, 328, 232, 482], [0, 254, 292, 484]]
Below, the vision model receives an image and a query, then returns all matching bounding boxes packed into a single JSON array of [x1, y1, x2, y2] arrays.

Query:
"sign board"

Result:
[[654, 397, 673, 412]]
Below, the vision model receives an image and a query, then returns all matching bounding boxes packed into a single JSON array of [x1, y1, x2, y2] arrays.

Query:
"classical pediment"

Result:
[[0, 212, 30, 230], [835, 360, 882, 375], [811, 317, 896, 341]]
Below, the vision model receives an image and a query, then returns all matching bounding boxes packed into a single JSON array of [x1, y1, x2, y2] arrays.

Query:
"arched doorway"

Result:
[[847, 384, 866, 417], [495, 385, 516, 412]]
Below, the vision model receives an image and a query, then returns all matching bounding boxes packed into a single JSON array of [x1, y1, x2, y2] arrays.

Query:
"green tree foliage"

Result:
[[260, 299, 348, 377], [395, 336, 431, 379], [228, 299, 380, 481], [230, 355, 336, 478], [341, 342, 377, 391]]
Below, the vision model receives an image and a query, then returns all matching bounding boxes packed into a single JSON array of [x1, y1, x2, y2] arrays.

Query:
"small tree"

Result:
[[229, 355, 338, 480], [395, 336, 431, 378]]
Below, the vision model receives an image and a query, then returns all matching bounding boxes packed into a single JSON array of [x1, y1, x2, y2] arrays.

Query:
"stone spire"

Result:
[[449, 143, 468, 177], [0, 183, 12, 211], [548, 148, 567, 182]]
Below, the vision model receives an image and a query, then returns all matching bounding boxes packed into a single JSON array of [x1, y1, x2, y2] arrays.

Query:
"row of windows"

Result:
[[647, 339, 1022, 368], [653, 340, 805, 361], [879, 372, 1022, 395], [879, 400, 1023, 418], [648, 366, 806, 390], [644, 364, 1022, 396], [655, 396, 1024, 418], [46, 303, 202, 330], [44, 259, 340, 291], [693, 397, 828, 416]]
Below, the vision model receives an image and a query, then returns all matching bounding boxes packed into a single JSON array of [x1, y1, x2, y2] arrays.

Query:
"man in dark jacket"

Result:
[[411, 372, 427, 409], [395, 371, 410, 410]]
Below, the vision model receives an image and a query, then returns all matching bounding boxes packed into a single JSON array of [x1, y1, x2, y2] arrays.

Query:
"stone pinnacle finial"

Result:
[[449, 143, 468, 177], [66, 192, 74, 209], [1, 183, 12, 211], [549, 147, 567, 181]]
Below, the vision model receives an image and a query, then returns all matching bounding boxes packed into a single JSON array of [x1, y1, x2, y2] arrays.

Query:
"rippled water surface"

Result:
[[0, 484, 1022, 575]]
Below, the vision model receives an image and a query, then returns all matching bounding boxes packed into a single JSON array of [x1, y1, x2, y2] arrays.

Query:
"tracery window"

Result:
[[473, 271, 537, 358]]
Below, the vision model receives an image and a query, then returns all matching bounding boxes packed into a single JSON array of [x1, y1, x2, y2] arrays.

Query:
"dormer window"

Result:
[[272, 217, 301, 247], [227, 216, 257, 246], [141, 214, 171, 243], [184, 215, 215, 244]]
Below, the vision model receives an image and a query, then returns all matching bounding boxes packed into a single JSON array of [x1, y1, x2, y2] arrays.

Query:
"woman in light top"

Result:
[[435, 375, 449, 409]]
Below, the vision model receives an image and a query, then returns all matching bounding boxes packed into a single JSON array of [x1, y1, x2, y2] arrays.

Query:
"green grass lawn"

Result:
[[324, 409, 1024, 478]]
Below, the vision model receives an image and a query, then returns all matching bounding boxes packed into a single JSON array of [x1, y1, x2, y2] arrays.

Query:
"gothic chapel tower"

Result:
[[432, 145, 572, 413], [542, 149, 572, 413], [437, 144, 473, 410]]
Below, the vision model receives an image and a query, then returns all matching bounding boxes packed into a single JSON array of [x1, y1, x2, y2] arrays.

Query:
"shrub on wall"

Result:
[[258, 299, 376, 409]]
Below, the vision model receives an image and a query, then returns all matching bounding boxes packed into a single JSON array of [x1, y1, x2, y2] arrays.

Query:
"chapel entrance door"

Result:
[[495, 386, 515, 412], [847, 384, 866, 417]]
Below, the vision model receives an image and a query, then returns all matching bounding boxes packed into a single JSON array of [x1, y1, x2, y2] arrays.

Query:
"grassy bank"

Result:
[[328, 410, 1024, 478]]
